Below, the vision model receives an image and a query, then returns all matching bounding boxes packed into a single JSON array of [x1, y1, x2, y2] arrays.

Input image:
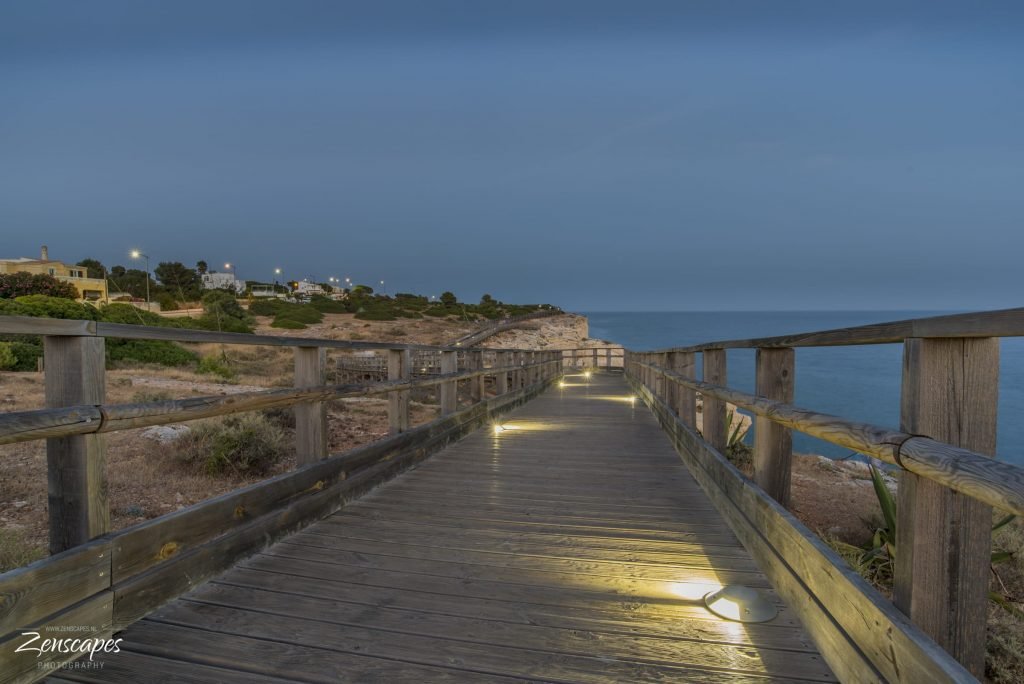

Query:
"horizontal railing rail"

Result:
[[634, 360, 1024, 517], [0, 360, 550, 446], [0, 315, 527, 353], [0, 312, 565, 680], [625, 306, 1024, 682], [643, 306, 1024, 353]]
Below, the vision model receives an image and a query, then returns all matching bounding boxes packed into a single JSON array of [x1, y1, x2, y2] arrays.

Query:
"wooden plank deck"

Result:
[[57, 373, 835, 683]]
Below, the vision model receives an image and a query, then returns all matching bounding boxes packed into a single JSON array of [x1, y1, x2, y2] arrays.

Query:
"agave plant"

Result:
[[862, 460, 1019, 615]]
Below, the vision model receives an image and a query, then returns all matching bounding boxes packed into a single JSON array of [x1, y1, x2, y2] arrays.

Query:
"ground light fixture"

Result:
[[703, 585, 778, 623]]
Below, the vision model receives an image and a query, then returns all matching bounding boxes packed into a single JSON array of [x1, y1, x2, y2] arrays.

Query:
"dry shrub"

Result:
[[175, 413, 288, 476]]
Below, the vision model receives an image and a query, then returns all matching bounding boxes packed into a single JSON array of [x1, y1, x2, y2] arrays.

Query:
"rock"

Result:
[[141, 424, 190, 443], [12, 500, 28, 509]]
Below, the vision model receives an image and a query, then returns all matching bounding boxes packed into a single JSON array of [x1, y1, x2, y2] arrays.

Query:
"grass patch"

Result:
[[0, 528, 46, 573]]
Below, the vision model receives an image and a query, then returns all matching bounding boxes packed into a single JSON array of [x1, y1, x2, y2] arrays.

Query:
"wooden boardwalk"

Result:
[[57, 373, 833, 683]]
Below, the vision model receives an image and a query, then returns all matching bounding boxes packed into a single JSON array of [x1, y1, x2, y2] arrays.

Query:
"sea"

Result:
[[582, 311, 1024, 467]]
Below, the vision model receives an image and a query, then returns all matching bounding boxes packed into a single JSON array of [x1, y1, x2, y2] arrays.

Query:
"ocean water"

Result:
[[583, 311, 1024, 466]]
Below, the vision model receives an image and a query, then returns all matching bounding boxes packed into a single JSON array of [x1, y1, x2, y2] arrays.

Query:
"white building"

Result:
[[201, 272, 245, 294]]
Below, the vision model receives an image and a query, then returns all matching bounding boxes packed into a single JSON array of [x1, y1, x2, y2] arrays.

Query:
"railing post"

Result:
[[44, 335, 109, 554], [702, 349, 728, 452], [894, 337, 998, 677], [753, 347, 795, 505], [388, 348, 410, 434], [605, 347, 612, 368], [440, 350, 457, 415], [294, 346, 328, 465], [496, 351, 509, 395], [673, 351, 697, 428], [592, 348, 598, 369], [468, 350, 482, 403], [663, 352, 671, 405], [571, 348, 577, 369]]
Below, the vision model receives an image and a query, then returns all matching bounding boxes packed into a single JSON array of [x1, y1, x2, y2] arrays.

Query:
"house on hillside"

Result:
[[201, 271, 245, 294], [0, 246, 109, 302]]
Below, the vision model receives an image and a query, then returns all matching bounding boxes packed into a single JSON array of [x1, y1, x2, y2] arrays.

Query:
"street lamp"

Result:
[[380, 280, 386, 295], [129, 250, 151, 311]]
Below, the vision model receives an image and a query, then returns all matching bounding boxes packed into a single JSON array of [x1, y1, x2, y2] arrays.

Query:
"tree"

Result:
[[106, 266, 155, 299], [480, 293, 494, 305], [440, 291, 457, 306], [0, 272, 80, 300], [76, 258, 106, 279], [196, 260, 208, 275], [154, 262, 202, 301]]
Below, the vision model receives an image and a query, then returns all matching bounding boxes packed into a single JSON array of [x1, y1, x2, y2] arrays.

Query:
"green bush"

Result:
[[197, 355, 236, 379], [354, 309, 397, 321], [175, 413, 288, 476], [99, 302, 164, 326], [0, 272, 79, 300], [271, 317, 307, 329], [156, 293, 179, 311], [0, 340, 42, 371], [248, 298, 286, 317], [309, 296, 347, 314], [0, 295, 99, 320], [423, 306, 450, 317], [108, 340, 197, 366], [200, 290, 253, 333], [0, 342, 16, 370]]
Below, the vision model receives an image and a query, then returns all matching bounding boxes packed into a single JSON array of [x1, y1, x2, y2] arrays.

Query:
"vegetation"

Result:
[[0, 528, 45, 573], [0, 342, 16, 370], [174, 413, 288, 476], [0, 293, 254, 370], [0, 273, 80, 300], [197, 354, 236, 379]]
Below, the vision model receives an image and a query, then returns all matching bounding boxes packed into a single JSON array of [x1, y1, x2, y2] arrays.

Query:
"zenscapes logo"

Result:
[[16, 632, 122, 661]]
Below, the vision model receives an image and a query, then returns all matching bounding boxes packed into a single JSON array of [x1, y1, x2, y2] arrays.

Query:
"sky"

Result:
[[2, 2, 1022, 311]]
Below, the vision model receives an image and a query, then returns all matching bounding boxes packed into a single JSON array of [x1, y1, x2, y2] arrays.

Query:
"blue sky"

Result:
[[2, 2, 1022, 311]]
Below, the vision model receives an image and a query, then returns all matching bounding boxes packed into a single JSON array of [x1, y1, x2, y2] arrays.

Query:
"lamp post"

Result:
[[130, 250, 151, 311], [380, 280, 386, 295]]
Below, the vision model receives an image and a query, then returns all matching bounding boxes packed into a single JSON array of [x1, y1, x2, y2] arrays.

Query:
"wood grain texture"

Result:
[[634, 359, 1024, 517], [293, 346, 328, 465], [645, 306, 1024, 353], [439, 350, 457, 415], [80, 374, 831, 683], [44, 335, 108, 554], [702, 349, 728, 452], [672, 351, 696, 428], [894, 337, 998, 677], [388, 348, 411, 434], [629, 375, 976, 684], [754, 348, 795, 506]]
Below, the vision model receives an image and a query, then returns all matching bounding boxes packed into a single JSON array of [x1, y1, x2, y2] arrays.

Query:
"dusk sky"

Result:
[[2, 2, 1022, 311]]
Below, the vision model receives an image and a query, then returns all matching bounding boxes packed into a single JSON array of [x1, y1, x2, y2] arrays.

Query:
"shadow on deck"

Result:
[[56, 374, 832, 683]]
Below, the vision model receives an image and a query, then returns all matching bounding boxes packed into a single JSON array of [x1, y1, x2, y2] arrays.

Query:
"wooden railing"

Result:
[[448, 309, 562, 347], [0, 315, 563, 681], [625, 306, 1024, 683], [557, 346, 625, 368]]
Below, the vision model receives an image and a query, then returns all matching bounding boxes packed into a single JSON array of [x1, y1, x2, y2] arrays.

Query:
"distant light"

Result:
[[130, 250, 141, 259], [224, 263, 231, 269]]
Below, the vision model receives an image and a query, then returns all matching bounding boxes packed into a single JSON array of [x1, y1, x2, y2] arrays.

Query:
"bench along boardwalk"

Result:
[[1, 308, 1023, 682]]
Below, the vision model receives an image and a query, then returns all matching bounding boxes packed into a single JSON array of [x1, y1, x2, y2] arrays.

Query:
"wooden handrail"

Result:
[[0, 315, 528, 353], [633, 359, 1024, 517], [641, 306, 1024, 353], [0, 360, 553, 446]]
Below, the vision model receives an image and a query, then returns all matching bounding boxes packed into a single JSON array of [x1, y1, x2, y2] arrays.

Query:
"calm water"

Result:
[[582, 311, 1024, 466]]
